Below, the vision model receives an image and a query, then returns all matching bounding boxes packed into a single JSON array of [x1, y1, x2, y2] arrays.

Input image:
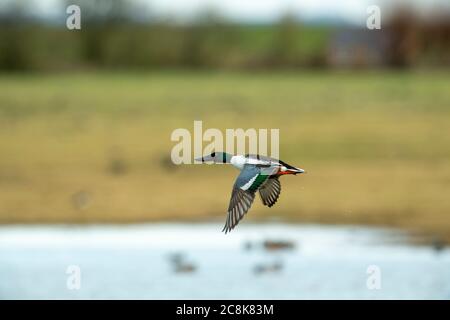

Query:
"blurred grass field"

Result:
[[0, 71, 449, 240]]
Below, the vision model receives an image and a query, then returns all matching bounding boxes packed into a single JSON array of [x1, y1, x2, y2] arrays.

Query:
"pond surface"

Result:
[[0, 223, 449, 299]]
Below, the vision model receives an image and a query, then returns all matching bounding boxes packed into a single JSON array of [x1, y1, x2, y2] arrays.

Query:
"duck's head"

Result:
[[195, 152, 232, 164]]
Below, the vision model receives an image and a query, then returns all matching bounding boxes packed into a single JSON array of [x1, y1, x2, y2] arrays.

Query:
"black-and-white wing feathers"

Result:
[[258, 177, 281, 207], [222, 165, 261, 234]]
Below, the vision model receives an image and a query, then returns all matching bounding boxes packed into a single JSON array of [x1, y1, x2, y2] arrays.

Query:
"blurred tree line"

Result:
[[0, 0, 448, 72]]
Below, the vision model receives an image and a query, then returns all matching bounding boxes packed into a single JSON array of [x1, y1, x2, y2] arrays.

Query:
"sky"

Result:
[[12, 0, 450, 25]]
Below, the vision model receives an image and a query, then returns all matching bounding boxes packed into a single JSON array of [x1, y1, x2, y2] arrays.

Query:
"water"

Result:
[[0, 223, 449, 299]]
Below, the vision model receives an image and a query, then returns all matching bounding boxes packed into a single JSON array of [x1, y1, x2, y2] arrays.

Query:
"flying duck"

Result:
[[195, 152, 305, 233]]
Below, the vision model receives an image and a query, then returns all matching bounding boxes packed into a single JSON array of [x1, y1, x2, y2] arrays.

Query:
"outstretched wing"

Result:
[[259, 177, 281, 207], [223, 188, 255, 234], [223, 165, 268, 234]]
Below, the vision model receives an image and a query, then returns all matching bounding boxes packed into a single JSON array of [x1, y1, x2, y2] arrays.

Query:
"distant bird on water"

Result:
[[195, 152, 305, 233]]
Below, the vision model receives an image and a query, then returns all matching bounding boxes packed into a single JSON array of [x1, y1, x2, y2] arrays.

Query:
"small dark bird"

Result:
[[253, 261, 283, 275], [263, 240, 296, 251], [196, 152, 305, 233], [168, 252, 197, 273]]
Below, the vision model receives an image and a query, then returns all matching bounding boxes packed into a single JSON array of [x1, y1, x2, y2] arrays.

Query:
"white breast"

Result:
[[230, 155, 246, 170]]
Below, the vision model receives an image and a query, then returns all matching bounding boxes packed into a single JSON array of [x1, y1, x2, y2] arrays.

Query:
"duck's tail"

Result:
[[278, 160, 305, 175], [278, 168, 305, 175]]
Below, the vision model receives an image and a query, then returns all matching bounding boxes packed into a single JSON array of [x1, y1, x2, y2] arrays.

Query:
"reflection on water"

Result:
[[0, 223, 449, 299]]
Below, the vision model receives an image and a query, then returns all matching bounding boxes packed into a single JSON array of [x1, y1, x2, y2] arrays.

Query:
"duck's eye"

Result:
[[211, 152, 216, 157]]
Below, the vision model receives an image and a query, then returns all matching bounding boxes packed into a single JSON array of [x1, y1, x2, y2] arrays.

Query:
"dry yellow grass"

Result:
[[0, 71, 449, 241]]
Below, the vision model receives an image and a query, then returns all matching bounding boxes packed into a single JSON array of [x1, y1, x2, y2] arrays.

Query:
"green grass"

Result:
[[0, 70, 449, 241]]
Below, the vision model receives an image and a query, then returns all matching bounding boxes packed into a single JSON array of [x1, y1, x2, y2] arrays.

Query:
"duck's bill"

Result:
[[194, 156, 204, 163]]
